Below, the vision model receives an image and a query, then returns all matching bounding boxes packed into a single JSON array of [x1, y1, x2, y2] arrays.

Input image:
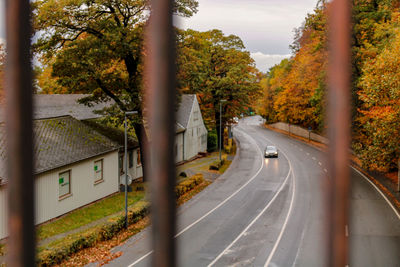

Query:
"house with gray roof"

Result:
[[176, 94, 208, 161], [0, 116, 120, 240]]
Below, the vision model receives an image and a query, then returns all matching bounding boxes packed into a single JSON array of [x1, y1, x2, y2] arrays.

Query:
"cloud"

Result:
[[176, 0, 317, 55], [250, 52, 290, 73]]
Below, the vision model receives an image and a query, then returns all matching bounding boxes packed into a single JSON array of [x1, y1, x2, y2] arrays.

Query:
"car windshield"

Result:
[[266, 146, 276, 151]]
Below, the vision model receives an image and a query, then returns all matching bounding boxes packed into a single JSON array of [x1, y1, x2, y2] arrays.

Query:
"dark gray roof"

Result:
[[82, 119, 139, 151], [176, 94, 195, 128], [0, 116, 119, 182], [0, 94, 113, 123]]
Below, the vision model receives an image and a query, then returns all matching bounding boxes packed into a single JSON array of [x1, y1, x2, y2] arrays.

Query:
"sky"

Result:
[[0, 0, 318, 72], [175, 0, 318, 72]]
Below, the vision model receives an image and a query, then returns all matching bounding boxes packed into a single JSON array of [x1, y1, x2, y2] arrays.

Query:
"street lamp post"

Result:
[[219, 100, 227, 161], [124, 111, 138, 229]]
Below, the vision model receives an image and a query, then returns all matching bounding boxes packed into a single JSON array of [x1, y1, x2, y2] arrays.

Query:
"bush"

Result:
[[175, 174, 204, 199], [209, 157, 226, 170], [36, 202, 150, 266], [207, 131, 218, 152]]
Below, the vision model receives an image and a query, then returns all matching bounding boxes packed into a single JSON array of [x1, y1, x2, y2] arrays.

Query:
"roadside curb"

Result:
[[263, 123, 400, 214]]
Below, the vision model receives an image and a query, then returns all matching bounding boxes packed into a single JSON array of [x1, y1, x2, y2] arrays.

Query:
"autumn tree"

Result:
[[258, 3, 328, 133], [354, 11, 400, 171], [34, 0, 198, 180], [177, 29, 261, 148]]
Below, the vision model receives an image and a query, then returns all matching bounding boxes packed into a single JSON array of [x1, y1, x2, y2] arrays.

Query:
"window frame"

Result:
[[58, 170, 72, 200], [94, 159, 104, 184]]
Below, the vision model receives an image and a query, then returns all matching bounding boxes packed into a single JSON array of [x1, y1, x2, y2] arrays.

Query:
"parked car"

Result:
[[264, 146, 278, 158]]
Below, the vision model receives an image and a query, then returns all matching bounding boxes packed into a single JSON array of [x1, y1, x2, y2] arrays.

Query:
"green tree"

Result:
[[177, 29, 261, 148], [34, 0, 198, 181]]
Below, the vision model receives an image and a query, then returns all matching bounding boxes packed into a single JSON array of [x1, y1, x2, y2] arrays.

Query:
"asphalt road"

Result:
[[102, 116, 400, 267]]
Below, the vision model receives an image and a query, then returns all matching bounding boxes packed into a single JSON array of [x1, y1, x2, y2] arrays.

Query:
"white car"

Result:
[[264, 146, 278, 158]]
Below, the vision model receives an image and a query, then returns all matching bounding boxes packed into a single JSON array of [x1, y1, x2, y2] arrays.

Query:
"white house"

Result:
[[0, 116, 120, 240], [0, 94, 208, 239], [176, 94, 208, 161]]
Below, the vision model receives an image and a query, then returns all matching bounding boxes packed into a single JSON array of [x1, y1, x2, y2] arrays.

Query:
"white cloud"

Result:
[[250, 52, 290, 73], [176, 0, 317, 55]]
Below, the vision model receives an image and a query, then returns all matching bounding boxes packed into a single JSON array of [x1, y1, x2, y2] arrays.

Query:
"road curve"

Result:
[[101, 116, 400, 267]]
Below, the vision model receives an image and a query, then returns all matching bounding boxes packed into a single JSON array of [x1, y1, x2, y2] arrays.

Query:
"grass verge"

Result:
[[37, 184, 146, 241]]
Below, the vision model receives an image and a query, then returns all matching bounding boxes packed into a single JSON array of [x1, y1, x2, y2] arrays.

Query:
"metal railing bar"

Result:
[[144, 0, 177, 266], [327, 0, 352, 266], [5, 0, 35, 266]]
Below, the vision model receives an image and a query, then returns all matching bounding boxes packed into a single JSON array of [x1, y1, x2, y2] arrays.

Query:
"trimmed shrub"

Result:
[[175, 174, 204, 199], [209, 156, 226, 170], [36, 202, 150, 266], [207, 132, 218, 152]]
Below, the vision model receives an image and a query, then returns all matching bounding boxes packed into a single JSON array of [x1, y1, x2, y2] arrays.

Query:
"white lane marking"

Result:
[[300, 148, 303, 151], [324, 169, 328, 173], [306, 152, 310, 156], [246, 132, 298, 267], [207, 128, 294, 266], [318, 162, 322, 166], [351, 166, 400, 220], [264, 152, 296, 267], [345, 225, 349, 237], [129, 127, 265, 266], [207, 169, 292, 267], [312, 157, 316, 161]]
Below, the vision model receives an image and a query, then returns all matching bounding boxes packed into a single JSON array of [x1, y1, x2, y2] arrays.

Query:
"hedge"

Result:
[[175, 174, 204, 199], [37, 174, 205, 266], [207, 132, 218, 152], [36, 201, 149, 266], [209, 156, 227, 171]]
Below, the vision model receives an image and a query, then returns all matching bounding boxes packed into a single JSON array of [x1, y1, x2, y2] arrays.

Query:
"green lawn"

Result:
[[37, 184, 146, 241]]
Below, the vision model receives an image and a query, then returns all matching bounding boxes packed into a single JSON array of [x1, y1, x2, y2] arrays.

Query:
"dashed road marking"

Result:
[[324, 169, 327, 173], [345, 225, 349, 237], [318, 162, 322, 166], [306, 153, 310, 156], [312, 157, 316, 161]]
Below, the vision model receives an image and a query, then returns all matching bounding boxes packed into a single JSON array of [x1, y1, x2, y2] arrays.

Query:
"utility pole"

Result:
[[219, 100, 227, 161]]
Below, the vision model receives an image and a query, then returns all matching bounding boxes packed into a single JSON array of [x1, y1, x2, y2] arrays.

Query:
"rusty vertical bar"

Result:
[[5, 0, 35, 266], [327, 0, 351, 266], [144, 0, 176, 266]]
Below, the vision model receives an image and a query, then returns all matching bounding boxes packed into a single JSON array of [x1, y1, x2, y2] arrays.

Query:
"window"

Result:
[[129, 150, 134, 168], [137, 149, 142, 165], [193, 111, 199, 121], [59, 170, 71, 198], [94, 159, 103, 183]]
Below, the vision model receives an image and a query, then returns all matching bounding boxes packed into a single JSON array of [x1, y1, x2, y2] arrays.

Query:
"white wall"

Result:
[[269, 122, 328, 144], [0, 186, 7, 239], [35, 151, 119, 225], [175, 132, 184, 163], [183, 97, 208, 160]]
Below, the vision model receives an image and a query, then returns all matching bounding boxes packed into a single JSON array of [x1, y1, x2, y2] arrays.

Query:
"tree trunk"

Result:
[[134, 122, 149, 182]]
